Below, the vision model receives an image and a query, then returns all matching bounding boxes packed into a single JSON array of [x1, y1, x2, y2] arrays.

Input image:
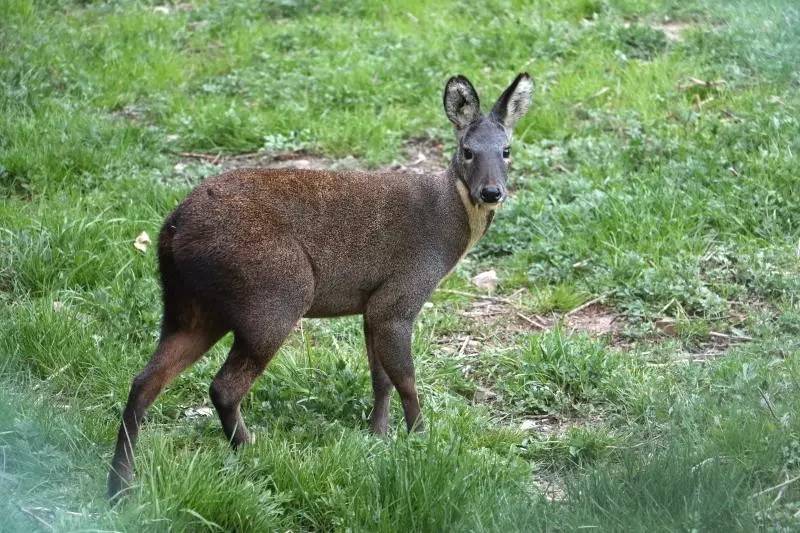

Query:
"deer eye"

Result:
[[463, 148, 473, 161], [502, 147, 511, 159]]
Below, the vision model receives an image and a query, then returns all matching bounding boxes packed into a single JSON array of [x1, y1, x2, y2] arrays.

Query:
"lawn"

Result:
[[2, 0, 800, 530]]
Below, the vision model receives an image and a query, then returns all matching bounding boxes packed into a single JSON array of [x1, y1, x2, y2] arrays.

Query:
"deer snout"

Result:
[[479, 186, 503, 204]]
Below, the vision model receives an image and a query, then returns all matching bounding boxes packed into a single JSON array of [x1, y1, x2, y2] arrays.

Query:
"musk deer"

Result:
[[108, 73, 533, 499]]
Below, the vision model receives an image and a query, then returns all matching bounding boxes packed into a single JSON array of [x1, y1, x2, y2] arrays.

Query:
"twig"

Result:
[[709, 331, 753, 342], [226, 150, 263, 160], [772, 486, 786, 506], [758, 388, 780, 422], [752, 474, 800, 498], [438, 289, 515, 305], [566, 293, 611, 316], [457, 336, 471, 357], [16, 505, 53, 531], [175, 150, 223, 162], [516, 312, 547, 330], [657, 298, 676, 315], [509, 288, 525, 299]]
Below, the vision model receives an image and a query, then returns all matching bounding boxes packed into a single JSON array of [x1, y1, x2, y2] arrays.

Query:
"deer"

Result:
[[108, 73, 533, 500]]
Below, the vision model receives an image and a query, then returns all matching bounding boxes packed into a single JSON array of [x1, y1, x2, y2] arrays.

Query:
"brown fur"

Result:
[[108, 74, 532, 500]]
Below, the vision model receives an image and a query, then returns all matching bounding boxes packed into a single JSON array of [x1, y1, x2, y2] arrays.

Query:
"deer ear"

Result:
[[443, 75, 481, 129], [491, 73, 533, 130]]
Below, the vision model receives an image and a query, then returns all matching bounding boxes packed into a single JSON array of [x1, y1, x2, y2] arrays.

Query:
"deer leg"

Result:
[[366, 316, 423, 432], [108, 328, 220, 500], [210, 307, 304, 447], [364, 316, 394, 435]]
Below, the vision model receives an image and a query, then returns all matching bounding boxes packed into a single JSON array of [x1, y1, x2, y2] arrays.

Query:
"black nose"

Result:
[[480, 186, 502, 203]]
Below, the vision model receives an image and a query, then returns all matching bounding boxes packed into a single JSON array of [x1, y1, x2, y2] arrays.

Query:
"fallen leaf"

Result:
[[134, 231, 151, 253], [655, 317, 677, 336], [474, 386, 497, 402], [471, 269, 498, 292], [184, 406, 214, 419]]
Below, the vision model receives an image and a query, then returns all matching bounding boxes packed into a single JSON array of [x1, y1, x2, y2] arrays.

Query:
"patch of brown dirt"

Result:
[[651, 20, 694, 42], [457, 294, 624, 340], [383, 136, 447, 175], [566, 304, 622, 337], [172, 137, 448, 180]]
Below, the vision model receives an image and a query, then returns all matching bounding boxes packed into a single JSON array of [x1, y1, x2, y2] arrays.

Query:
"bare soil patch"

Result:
[[565, 304, 623, 337], [173, 136, 448, 178], [456, 293, 625, 341], [651, 20, 695, 42]]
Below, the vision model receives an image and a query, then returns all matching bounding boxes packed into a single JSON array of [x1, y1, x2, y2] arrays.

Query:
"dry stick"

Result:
[[16, 505, 53, 531], [457, 336, 471, 357], [438, 289, 516, 305], [175, 150, 222, 162], [439, 289, 549, 329], [658, 297, 676, 315], [752, 474, 800, 498], [516, 312, 547, 330], [174, 150, 263, 162], [772, 486, 786, 507], [758, 388, 780, 422], [565, 292, 612, 317], [709, 331, 753, 342]]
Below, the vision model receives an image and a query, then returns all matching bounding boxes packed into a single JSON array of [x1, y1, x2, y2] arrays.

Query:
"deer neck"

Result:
[[448, 165, 497, 256]]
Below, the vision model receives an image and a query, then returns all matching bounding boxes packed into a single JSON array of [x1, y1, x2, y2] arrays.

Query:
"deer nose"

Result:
[[480, 186, 503, 204]]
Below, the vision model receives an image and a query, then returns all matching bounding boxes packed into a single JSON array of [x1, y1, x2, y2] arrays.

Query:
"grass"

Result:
[[2, 0, 800, 530]]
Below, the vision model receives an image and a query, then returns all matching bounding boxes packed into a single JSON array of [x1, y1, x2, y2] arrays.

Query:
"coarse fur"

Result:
[[108, 73, 533, 500]]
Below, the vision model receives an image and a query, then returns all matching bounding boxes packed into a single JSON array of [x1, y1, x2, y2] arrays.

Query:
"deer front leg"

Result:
[[364, 316, 394, 435], [366, 316, 423, 432]]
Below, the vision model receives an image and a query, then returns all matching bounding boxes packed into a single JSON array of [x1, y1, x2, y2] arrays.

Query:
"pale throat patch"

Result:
[[455, 179, 497, 253]]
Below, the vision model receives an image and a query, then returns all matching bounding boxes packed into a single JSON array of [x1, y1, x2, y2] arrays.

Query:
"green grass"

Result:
[[2, 0, 800, 530]]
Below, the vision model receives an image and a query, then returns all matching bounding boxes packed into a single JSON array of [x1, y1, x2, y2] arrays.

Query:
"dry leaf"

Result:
[[134, 231, 151, 253], [655, 317, 677, 336], [184, 406, 214, 419], [474, 386, 497, 402], [471, 269, 498, 292]]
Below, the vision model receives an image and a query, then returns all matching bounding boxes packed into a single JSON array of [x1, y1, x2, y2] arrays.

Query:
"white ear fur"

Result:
[[443, 75, 481, 129], [492, 73, 533, 130]]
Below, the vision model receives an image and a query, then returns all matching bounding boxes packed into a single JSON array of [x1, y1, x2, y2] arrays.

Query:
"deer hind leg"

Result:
[[108, 327, 222, 500], [210, 331, 289, 448], [210, 282, 312, 447], [364, 316, 394, 435]]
